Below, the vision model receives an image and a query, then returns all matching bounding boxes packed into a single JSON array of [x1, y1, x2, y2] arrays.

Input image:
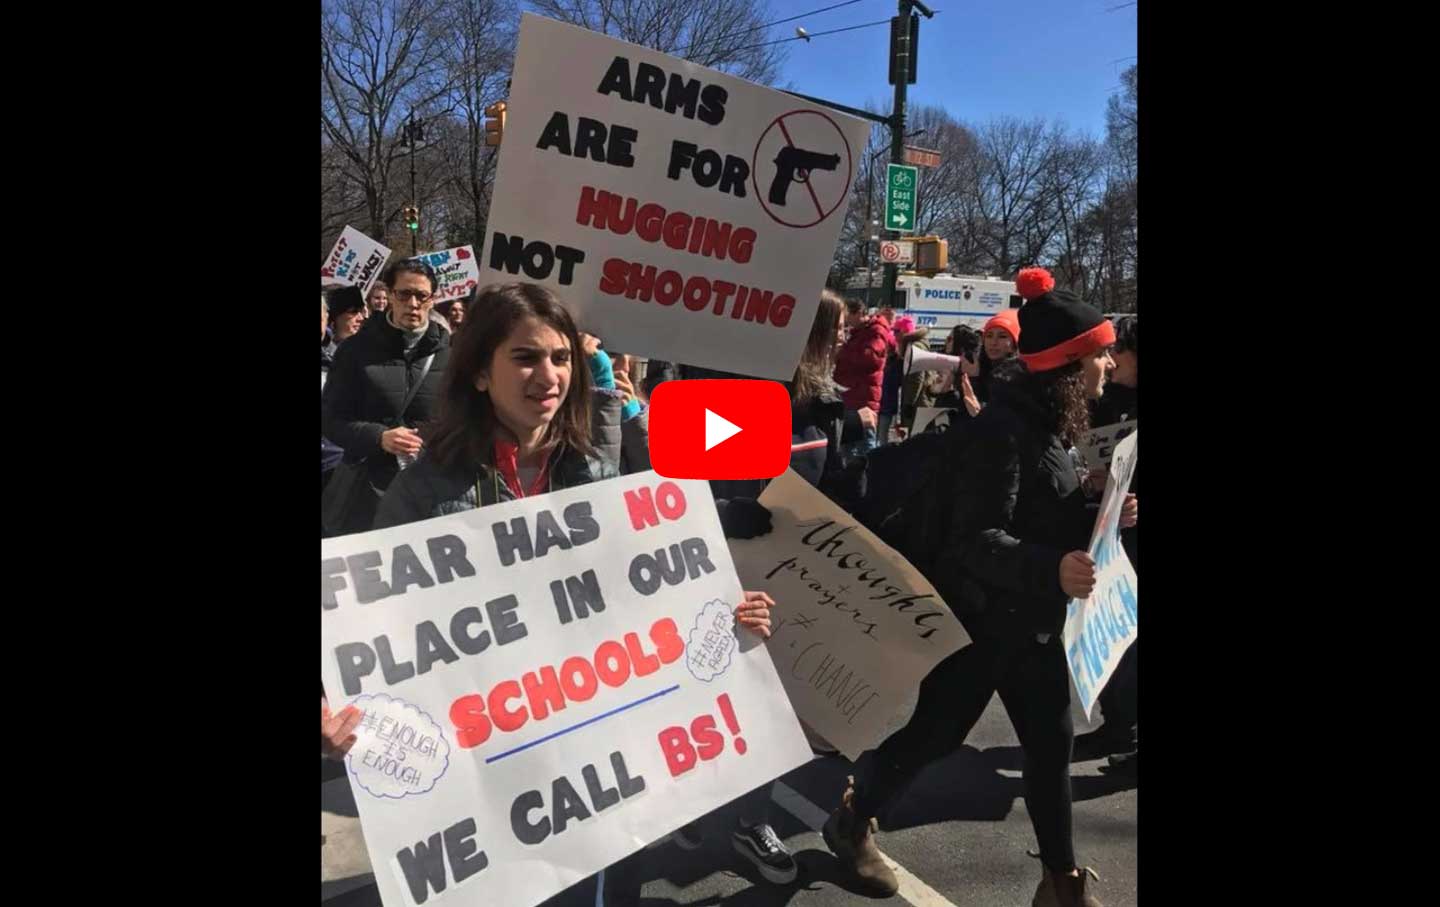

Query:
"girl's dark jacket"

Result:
[[930, 380, 1095, 640], [373, 443, 617, 530]]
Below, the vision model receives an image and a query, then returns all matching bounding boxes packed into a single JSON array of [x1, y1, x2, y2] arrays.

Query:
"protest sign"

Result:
[[416, 245, 481, 304], [1077, 419, 1136, 470], [477, 14, 871, 381], [323, 226, 391, 295], [1063, 430, 1138, 719], [729, 469, 971, 760], [321, 472, 812, 907]]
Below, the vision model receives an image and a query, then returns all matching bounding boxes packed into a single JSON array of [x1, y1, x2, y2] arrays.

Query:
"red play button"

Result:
[[649, 380, 792, 480]]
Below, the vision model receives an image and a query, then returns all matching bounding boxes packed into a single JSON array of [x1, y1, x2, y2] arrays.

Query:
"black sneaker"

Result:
[[671, 821, 703, 851], [732, 823, 798, 884], [1101, 749, 1137, 776]]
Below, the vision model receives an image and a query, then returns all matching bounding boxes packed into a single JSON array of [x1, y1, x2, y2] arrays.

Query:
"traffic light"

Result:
[[914, 236, 948, 275], [402, 206, 419, 232], [484, 101, 508, 147], [888, 13, 919, 86]]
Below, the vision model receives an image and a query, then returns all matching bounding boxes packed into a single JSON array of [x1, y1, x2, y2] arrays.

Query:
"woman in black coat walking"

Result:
[[822, 269, 1137, 907]]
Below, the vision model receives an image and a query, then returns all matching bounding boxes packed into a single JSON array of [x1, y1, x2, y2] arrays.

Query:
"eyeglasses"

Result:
[[394, 289, 432, 303]]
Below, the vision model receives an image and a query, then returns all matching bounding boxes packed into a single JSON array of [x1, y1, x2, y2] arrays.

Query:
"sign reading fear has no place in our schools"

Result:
[[321, 471, 813, 907], [478, 14, 871, 381]]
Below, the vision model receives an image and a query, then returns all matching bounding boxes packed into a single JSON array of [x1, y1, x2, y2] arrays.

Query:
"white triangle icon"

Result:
[[704, 409, 742, 451]]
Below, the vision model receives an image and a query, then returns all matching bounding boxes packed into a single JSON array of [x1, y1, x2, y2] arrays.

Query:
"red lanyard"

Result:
[[493, 441, 552, 499]]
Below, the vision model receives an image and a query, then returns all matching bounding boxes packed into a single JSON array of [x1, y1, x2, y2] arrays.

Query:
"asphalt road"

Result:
[[323, 692, 1136, 907]]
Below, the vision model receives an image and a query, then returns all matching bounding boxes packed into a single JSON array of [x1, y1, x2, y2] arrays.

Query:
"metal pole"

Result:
[[865, 154, 876, 306], [881, 2, 911, 313], [408, 113, 418, 255]]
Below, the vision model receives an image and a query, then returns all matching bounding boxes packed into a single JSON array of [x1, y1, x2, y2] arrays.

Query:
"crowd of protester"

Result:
[[320, 261, 1137, 907]]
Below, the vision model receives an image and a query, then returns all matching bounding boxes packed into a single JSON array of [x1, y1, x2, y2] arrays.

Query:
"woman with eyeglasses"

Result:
[[321, 258, 452, 536]]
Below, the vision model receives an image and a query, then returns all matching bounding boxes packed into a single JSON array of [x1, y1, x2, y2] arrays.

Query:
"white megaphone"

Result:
[[906, 345, 963, 375]]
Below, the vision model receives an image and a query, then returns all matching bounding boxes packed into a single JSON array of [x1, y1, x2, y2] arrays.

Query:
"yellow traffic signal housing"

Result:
[[484, 101, 508, 147], [914, 236, 948, 275]]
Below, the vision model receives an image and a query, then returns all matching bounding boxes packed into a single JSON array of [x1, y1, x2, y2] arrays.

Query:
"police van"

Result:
[[896, 274, 1022, 348]]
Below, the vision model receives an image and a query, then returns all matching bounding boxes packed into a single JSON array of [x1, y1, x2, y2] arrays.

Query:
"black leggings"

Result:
[[853, 633, 1077, 873]]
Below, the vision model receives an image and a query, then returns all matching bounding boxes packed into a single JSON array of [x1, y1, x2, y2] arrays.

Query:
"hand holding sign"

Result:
[[1119, 493, 1138, 529], [321, 697, 363, 761], [735, 590, 775, 639], [1060, 551, 1097, 600]]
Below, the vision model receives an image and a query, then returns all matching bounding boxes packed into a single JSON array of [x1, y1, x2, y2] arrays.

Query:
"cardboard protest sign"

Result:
[[478, 14, 871, 380], [1077, 419, 1136, 470], [323, 226, 392, 295], [729, 469, 971, 760], [1063, 430, 1138, 719], [321, 472, 812, 907], [416, 245, 481, 304]]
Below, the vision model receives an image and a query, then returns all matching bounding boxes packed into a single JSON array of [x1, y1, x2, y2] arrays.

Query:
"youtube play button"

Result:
[[650, 380, 792, 480], [705, 409, 742, 451]]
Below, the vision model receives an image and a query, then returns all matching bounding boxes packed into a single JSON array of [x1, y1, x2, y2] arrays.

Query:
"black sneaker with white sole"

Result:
[[732, 823, 798, 884]]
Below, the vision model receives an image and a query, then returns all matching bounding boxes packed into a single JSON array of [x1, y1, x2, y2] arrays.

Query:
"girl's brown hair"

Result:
[[792, 290, 845, 403], [426, 283, 595, 470]]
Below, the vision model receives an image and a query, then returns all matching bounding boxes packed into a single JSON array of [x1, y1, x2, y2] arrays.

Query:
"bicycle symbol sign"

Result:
[[885, 163, 919, 234]]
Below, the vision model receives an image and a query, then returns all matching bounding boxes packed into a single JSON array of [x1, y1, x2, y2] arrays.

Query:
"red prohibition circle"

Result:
[[750, 109, 854, 229], [881, 243, 900, 262]]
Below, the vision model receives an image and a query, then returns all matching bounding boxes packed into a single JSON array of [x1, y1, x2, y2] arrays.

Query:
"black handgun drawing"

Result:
[[769, 146, 842, 206]]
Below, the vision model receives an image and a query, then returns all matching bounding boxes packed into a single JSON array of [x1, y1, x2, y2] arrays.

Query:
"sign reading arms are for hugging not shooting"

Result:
[[479, 14, 870, 381]]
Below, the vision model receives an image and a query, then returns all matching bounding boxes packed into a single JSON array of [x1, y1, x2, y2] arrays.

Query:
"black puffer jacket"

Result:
[[931, 381, 1096, 640], [321, 316, 451, 493], [374, 444, 618, 530]]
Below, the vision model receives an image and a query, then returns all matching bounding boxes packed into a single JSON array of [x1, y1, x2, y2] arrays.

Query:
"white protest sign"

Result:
[[416, 245, 482, 304], [1077, 419, 1136, 470], [323, 226, 392, 295], [1063, 430, 1138, 719], [478, 15, 871, 380], [911, 406, 953, 435], [729, 469, 971, 760], [321, 472, 812, 907]]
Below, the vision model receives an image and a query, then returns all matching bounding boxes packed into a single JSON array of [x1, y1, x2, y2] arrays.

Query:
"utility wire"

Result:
[[729, 17, 899, 53], [678, 0, 870, 56]]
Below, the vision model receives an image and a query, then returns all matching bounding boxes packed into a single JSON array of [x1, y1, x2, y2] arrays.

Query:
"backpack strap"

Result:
[[398, 352, 436, 421]]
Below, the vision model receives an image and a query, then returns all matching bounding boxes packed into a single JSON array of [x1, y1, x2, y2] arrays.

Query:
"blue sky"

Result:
[[763, 0, 1136, 139]]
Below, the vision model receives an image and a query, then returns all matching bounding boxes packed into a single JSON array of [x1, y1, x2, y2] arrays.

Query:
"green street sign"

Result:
[[885, 163, 918, 234]]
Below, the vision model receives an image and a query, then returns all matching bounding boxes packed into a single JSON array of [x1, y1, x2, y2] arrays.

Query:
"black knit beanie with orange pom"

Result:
[[1014, 267, 1114, 372]]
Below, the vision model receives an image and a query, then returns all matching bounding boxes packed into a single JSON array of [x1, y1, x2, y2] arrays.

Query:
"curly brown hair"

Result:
[[1021, 361, 1091, 446]]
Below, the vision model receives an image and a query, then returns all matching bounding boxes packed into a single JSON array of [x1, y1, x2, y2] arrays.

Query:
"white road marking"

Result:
[[771, 781, 960, 907]]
